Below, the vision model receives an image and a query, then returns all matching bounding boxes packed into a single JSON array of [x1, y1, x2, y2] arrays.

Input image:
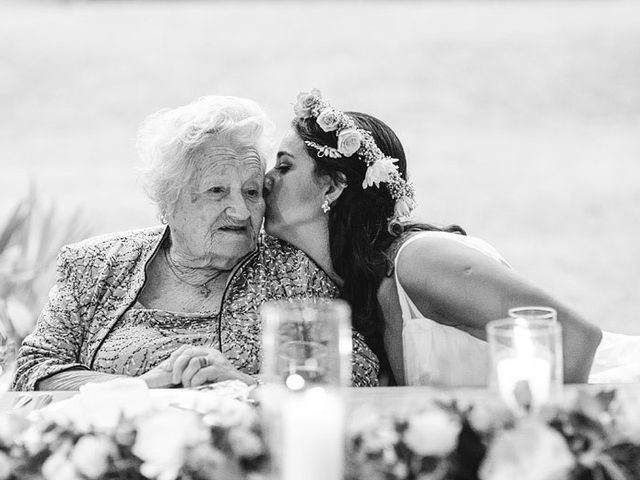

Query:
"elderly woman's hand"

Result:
[[140, 345, 256, 389]]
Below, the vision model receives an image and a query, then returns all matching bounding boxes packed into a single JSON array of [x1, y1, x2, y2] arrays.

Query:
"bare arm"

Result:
[[36, 369, 126, 391], [396, 236, 602, 383]]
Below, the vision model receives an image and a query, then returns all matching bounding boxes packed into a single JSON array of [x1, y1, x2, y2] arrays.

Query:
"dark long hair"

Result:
[[293, 112, 464, 384]]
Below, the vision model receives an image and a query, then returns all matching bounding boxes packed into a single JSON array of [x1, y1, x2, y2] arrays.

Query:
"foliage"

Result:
[[0, 188, 89, 345]]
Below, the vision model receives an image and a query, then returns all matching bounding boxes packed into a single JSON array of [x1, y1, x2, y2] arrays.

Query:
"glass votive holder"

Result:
[[260, 299, 352, 390], [508, 305, 563, 390], [486, 317, 563, 415], [508, 306, 557, 322], [259, 300, 351, 480]]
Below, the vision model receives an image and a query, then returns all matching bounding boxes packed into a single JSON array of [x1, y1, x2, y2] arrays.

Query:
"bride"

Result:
[[263, 88, 639, 386]]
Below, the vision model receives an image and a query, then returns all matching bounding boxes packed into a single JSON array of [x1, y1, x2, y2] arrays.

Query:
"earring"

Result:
[[321, 200, 331, 213], [160, 212, 168, 225]]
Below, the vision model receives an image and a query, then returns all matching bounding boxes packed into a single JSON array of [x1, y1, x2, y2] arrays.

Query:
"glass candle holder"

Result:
[[260, 299, 352, 390], [259, 300, 351, 480], [508, 306, 557, 322], [487, 317, 563, 415]]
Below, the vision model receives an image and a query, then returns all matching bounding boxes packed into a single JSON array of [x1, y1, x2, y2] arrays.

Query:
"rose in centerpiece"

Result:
[[403, 408, 462, 457], [69, 435, 114, 479], [479, 419, 575, 480], [133, 409, 210, 480]]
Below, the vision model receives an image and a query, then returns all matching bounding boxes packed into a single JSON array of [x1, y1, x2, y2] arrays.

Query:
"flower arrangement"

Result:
[[346, 389, 640, 480], [1, 388, 640, 480], [292, 89, 416, 222], [0, 398, 268, 480]]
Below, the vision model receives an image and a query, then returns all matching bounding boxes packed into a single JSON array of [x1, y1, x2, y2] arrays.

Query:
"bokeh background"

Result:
[[1, 0, 639, 334]]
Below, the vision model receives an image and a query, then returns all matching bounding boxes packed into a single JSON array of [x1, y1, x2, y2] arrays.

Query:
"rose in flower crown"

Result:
[[292, 89, 416, 222]]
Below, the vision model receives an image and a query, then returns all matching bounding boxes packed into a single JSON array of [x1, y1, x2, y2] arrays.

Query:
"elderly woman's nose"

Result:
[[225, 193, 252, 221]]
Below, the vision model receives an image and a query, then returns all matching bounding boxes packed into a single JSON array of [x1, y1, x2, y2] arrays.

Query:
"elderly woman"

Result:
[[13, 95, 379, 391]]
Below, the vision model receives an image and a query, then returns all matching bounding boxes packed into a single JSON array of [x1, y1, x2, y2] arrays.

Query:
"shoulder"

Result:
[[395, 231, 507, 290], [58, 226, 165, 271], [255, 234, 338, 296]]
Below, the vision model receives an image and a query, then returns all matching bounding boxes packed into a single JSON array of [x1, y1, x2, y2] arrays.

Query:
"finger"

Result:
[[166, 345, 191, 369], [181, 356, 207, 388], [170, 347, 212, 383], [189, 366, 221, 388]]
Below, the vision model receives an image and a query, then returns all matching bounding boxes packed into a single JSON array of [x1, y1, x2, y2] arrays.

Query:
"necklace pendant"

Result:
[[200, 284, 211, 298]]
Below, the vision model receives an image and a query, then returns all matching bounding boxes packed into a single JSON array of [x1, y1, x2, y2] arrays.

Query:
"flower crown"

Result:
[[293, 89, 416, 222]]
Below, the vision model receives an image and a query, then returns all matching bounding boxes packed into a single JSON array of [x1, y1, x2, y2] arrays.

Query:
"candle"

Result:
[[281, 387, 344, 480], [496, 356, 551, 413]]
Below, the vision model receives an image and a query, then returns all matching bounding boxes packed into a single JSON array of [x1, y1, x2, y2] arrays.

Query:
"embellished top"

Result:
[[91, 302, 220, 376], [13, 226, 379, 390]]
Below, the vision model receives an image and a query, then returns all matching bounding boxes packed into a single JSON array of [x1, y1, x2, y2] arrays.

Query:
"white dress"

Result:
[[395, 231, 640, 386]]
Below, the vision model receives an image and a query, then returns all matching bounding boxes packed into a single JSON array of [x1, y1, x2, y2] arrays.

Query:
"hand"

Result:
[[139, 345, 189, 389], [141, 345, 255, 389]]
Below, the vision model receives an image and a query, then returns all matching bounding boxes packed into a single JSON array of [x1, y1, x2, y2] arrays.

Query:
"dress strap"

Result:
[[393, 232, 435, 324]]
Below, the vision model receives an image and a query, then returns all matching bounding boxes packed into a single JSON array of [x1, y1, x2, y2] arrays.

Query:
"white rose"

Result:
[[479, 420, 575, 480], [336, 128, 362, 157], [403, 409, 461, 457], [0, 452, 12, 480], [362, 157, 398, 189], [316, 108, 341, 132], [202, 397, 257, 429], [70, 435, 113, 479], [293, 89, 321, 119], [42, 444, 81, 480], [227, 427, 265, 458], [133, 409, 209, 480]]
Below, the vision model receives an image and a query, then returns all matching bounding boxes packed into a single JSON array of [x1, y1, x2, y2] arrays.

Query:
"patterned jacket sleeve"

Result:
[[351, 329, 380, 387], [12, 246, 90, 391]]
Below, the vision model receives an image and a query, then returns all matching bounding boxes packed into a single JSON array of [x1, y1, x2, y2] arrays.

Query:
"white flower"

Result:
[[362, 157, 398, 189], [403, 409, 461, 457], [337, 128, 362, 157], [393, 197, 414, 220], [70, 435, 113, 479], [42, 444, 81, 480], [0, 451, 12, 480], [347, 405, 381, 437], [293, 89, 321, 119], [202, 397, 257, 429], [479, 420, 575, 480], [227, 427, 265, 458], [316, 108, 341, 132], [133, 409, 209, 480]]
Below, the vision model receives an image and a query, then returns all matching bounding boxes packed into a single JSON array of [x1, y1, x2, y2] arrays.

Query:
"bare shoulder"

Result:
[[395, 232, 507, 293]]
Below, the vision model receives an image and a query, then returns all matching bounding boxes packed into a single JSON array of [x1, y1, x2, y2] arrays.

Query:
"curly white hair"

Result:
[[137, 95, 274, 218]]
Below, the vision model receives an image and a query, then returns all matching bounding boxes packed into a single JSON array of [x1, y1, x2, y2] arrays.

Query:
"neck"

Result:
[[282, 221, 343, 287]]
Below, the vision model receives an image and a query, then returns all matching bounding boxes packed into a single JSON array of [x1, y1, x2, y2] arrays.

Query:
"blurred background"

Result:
[[0, 0, 639, 338]]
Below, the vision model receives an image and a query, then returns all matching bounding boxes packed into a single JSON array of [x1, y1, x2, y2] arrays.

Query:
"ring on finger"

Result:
[[198, 356, 209, 369]]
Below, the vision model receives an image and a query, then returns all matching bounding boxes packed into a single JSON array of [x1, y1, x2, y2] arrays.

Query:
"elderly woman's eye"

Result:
[[246, 188, 261, 198], [208, 186, 225, 194]]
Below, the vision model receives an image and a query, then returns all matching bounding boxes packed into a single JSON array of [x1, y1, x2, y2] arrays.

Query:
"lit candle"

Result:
[[496, 324, 551, 413], [281, 387, 344, 480]]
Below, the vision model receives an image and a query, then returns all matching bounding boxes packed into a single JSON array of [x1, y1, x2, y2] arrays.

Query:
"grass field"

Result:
[[1, 1, 639, 333]]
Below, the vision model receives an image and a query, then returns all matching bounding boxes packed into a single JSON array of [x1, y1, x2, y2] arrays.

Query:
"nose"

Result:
[[226, 190, 251, 222]]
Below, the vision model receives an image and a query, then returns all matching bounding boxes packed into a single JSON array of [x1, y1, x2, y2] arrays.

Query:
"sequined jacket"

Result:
[[13, 226, 379, 390]]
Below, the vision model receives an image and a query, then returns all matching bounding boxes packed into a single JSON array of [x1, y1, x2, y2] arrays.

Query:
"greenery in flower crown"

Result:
[[292, 89, 416, 222]]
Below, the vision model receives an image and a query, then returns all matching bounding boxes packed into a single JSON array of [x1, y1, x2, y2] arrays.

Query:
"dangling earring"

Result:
[[160, 212, 168, 225], [321, 200, 331, 214]]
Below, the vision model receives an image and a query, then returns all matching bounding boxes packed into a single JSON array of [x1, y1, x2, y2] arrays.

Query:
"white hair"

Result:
[[137, 95, 275, 217]]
